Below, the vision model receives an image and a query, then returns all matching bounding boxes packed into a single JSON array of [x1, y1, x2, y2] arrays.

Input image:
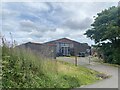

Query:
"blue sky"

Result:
[[1, 2, 118, 45]]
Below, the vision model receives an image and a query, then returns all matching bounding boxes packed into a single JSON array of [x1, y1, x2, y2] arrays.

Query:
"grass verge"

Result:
[[2, 45, 102, 88]]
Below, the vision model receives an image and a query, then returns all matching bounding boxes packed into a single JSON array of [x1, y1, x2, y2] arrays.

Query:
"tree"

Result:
[[85, 6, 120, 64]]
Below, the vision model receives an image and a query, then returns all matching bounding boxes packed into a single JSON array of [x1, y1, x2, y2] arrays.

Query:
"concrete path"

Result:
[[57, 57, 118, 88]]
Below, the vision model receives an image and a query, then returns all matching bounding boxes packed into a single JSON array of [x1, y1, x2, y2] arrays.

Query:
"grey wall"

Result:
[[17, 42, 56, 59]]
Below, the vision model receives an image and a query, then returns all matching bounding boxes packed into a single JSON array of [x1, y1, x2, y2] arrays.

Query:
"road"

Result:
[[57, 56, 118, 88]]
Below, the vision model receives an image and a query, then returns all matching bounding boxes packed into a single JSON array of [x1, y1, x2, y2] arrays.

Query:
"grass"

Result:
[[2, 44, 102, 88], [57, 61, 101, 86]]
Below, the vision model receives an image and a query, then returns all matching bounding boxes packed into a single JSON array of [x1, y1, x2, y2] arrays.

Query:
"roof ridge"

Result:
[[44, 38, 81, 44]]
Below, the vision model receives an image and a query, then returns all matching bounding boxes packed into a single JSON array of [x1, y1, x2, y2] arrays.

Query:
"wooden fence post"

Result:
[[75, 55, 77, 66]]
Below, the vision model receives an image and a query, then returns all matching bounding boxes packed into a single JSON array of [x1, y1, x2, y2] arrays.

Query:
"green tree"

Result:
[[85, 6, 120, 64]]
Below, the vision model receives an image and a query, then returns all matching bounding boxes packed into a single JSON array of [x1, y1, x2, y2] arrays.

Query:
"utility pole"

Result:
[[10, 32, 14, 48]]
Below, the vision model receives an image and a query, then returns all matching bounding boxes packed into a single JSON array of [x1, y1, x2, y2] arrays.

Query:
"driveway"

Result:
[[57, 57, 118, 88]]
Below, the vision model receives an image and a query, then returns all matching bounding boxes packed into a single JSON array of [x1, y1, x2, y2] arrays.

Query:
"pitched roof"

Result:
[[18, 38, 89, 47], [44, 38, 81, 44], [17, 42, 43, 47]]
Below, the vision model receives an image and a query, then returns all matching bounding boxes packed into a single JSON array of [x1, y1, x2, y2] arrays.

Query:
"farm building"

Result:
[[17, 38, 91, 58], [44, 38, 91, 56]]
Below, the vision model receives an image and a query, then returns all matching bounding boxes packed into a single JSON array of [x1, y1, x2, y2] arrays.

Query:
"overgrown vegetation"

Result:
[[85, 6, 120, 65], [2, 38, 101, 89]]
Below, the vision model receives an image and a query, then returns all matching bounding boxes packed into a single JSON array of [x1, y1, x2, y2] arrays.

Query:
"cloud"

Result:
[[2, 2, 117, 45], [20, 20, 35, 28], [62, 17, 93, 30], [24, 2, 50, 12]]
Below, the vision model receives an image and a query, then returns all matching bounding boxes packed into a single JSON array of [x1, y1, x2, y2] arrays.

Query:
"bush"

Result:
[[2, 44, 58, 88], [100, 45, 120, 65]]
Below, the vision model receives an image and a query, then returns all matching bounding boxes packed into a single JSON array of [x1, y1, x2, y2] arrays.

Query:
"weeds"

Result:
[[1, 36, 101, 88]]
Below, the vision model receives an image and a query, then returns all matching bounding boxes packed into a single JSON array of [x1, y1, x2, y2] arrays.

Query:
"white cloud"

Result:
[[2, 2, 117, 45], [20, 20, 35, 27], [24, 2, 50, 12]]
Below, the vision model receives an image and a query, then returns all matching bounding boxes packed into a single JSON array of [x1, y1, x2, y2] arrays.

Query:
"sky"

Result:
[[1, 2, 118, 45]]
